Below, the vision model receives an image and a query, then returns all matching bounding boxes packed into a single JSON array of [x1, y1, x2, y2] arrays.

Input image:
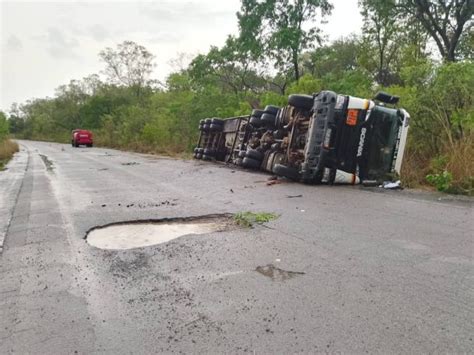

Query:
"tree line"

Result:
[[3, 0, 473, 193]]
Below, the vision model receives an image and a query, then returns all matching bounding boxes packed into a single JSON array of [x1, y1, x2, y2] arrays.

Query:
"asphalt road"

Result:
[[1, 140, 473, 354]]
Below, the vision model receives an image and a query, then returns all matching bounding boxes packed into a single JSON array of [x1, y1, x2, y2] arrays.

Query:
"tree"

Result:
[[237, 0, 333, 81], [395, 0, 473, 62], [0, 111, 9, 141], [99, 41, 156, 96], [359, 0, 404, 86]]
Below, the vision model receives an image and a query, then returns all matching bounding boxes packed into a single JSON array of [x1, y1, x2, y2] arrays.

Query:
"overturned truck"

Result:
[[194, 90, 410, 185]]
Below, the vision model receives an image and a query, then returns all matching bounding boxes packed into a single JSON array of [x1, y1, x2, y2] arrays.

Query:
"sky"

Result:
[[0, 0, 363, 111]]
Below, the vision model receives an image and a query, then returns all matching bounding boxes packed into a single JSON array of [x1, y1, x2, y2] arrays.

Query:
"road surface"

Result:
[[1, 140, 473, 353]]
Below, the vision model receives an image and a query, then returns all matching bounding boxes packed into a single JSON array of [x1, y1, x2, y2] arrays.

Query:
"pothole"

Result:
[[85, 214, 235, 250], [256, 264, 305, 281]]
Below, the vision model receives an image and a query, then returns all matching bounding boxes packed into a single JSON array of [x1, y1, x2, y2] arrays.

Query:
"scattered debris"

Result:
[[255, 264, 305, 281], [286, 194, 302, 198], [266, 180, 283, 186], [121, 162, 139, 166], [382, 180, 402, 190]]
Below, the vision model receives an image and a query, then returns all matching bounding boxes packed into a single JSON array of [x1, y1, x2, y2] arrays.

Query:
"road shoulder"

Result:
[[0, 145, 28, 253]]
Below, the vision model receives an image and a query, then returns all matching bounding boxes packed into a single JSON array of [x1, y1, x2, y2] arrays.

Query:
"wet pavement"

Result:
[[0, 140, 473, 353]]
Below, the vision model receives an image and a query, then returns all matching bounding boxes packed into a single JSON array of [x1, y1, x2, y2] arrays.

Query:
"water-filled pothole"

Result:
[[86, 214, 234, 250]]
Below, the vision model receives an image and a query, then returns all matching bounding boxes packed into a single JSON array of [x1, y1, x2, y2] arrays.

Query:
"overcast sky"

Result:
[[0, 0, 362, 111]]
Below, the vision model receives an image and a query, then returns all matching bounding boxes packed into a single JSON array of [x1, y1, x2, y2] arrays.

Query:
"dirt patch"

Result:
[[255, 264, 305, 281]]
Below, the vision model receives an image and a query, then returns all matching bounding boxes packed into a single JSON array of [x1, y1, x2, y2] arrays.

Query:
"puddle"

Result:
[[256, 264, 305, 281], [86, 215, 234, 250]]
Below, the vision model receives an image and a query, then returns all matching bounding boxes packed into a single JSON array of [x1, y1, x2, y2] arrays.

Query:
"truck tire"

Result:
[[203, 148, 215, 156], [273, 164, 300, 181], [288, 94, 314, 111], [242, 157, 261, 169], [246, 148, 264, 161], [251, 109, 265, 118], [202, 123, 210, 132], [196, 153, 203, 159], [261, 113, 276, 126], [204, 118, 212, 124], [264, 105, 280, 116], [202, 154, 213, 161], [238, 150, 246, 158], [209, 123, 223, 132], [211, 118, 224, 125], [249, 116, 261, 127]]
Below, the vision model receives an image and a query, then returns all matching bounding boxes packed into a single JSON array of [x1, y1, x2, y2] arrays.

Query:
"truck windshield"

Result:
[[366, 106, 400, 180]]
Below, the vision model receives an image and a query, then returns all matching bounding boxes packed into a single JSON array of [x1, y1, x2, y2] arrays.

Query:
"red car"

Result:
[[71, 129, 93, 147]]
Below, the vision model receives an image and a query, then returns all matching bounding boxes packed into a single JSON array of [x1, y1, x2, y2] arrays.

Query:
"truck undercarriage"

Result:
[[194, 91, 410, 185]]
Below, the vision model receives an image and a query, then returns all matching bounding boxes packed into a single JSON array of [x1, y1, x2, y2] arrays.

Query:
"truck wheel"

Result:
[[251, 109, 265, 118], [245, 148, 264, 161], [209, 123, 223, 132], [242, 157, 261, 169], [71, 140, 75, 147], [273, 164, 300, 181], [261, 113, 276, 126], [203, 148, 215, 156], [211, 118, 224, 125], [88, 144, 93, 148], [288, 94, 314, 111], [238, 150, 246, 158], [264, 105, 279, 116], [196, 153, 203, 159], [202, 154, 212, 161], [249, 116, 261, 127]]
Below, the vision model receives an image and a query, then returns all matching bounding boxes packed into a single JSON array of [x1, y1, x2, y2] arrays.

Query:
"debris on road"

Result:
[[382, 180, 403, 190]]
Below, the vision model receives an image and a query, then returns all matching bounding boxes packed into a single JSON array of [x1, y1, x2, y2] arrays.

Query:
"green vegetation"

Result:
[[234, 212, 279, 228], [3, 0, 473, 194]]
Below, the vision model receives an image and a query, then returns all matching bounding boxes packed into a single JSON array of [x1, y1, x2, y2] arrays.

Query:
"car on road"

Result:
[[194, 91, 410, 185], [71, 129, 93, 148]]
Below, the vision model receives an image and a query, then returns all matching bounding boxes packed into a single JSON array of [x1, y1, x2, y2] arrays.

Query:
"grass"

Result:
[[402, 136, 474, 196], [0, 139, 19, 170], [234, 211, 279, 228]]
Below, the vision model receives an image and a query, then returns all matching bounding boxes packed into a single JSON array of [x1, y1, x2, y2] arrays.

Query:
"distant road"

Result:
[[1, 140, 473, 353]]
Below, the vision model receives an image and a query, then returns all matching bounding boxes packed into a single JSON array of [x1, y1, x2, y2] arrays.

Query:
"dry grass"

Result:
[[0, 139, 19, 170], [402, 136, 474, 195]]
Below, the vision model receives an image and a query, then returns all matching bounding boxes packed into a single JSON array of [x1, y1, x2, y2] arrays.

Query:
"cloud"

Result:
[[42, 27, 80, 59], [6, 35, 23, 51], [89, 24, 109, 42]]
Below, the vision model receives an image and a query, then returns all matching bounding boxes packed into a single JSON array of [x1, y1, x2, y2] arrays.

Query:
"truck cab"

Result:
[[301, 91, 409, 184]]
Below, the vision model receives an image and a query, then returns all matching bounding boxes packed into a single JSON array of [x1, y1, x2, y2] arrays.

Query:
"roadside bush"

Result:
[[0, 140, 19, 170]]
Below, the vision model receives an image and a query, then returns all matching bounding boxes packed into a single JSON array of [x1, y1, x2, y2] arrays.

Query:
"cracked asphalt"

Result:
[[1, 140, 473, 354]]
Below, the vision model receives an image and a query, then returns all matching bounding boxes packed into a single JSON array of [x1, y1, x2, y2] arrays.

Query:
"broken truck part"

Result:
[[194, 91, 410, 185]]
